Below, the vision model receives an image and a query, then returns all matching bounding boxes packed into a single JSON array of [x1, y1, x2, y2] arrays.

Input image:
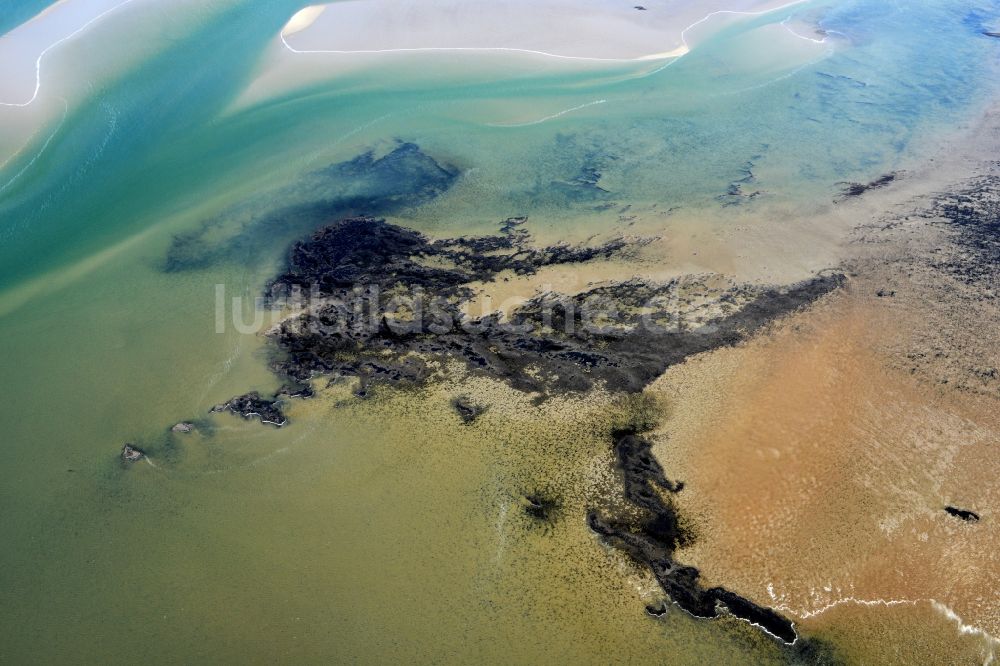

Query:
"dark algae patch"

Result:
[[266, 215, 642, 393], [212, 391, 287, 427], [452, 396, 487, 423], [521, 491, 561, 525], [165, 142, 459, 271], [836, 172, 899, 200], [945, 506, 981, 522], [270, 215, 629, 298], [589, 429, 799, 644], [266, 216, 843, 396], [928, 175, 1000, 285]]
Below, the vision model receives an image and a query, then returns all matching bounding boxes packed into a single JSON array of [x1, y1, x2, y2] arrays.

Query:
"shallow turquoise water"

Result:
[[1, 0, 999, 662], [2, 0, 999, 286], [0, 0, 56, 36]]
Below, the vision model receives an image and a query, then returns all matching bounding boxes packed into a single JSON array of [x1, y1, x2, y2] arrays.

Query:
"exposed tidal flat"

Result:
[[2, 0, 1000, 663]]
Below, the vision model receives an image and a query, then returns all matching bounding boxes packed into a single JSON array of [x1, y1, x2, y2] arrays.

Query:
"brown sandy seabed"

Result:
[[430, 103, 1000, 660]]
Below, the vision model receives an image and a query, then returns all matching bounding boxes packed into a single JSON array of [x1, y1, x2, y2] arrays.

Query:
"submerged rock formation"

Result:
[[718, 156, 764, 207]]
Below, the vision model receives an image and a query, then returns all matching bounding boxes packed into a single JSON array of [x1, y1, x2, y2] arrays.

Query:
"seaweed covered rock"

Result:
[[269, 216, 630, 299], [120, 443, 144, 463], [930, 176, 1000, 285], [588, 429, 798, 644], [212, 392, 286, 427], [452, 396, 487, 424], [268, 217, 843, 396], [645, 602, 668, 617]]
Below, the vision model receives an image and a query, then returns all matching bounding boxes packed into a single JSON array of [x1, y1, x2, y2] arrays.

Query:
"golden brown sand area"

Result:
[[651, 286, 1000, 663]]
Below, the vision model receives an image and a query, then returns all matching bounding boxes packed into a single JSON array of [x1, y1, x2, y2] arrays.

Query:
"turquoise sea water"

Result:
[[1, 0, 999, 662], [3, 0, 999, 286], [0, 0, 55, 36]]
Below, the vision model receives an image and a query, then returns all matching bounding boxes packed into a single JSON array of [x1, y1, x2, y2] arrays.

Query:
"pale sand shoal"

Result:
[[232, 0, 817, 110], [282, 0, 807, 60]]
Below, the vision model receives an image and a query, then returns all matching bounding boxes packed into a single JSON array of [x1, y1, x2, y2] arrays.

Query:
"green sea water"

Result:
[[1, 0, 999, 662]]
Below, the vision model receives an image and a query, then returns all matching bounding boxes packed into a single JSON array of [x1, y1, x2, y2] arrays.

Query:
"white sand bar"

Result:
[[0, 0, 145, 107], [281, 0, 809, 61]]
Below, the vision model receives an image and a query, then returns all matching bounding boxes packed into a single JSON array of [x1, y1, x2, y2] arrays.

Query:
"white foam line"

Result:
[[0, 97, 68, 195], [779, 595, 920, 619], [770, 585, 1000, 662], [932, 601, 1000, 665], [279, 0, 812, 68], [766, 582, 922, 619], [487, 99, 607, 128], [677, 0, 810, 48], [0, 0, 140, 107]]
